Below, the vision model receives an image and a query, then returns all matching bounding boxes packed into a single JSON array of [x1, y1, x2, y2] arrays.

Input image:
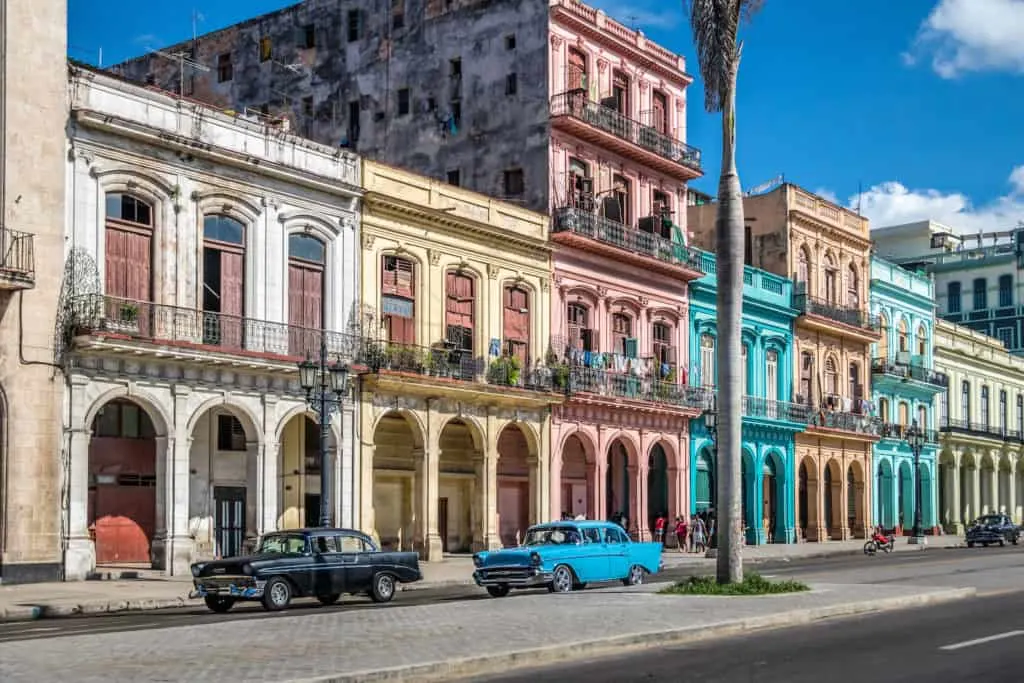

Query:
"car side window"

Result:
[[583, 528, 602, 544], [315, 535, 340, 553], [339, 535, 367, 553], [606, 527, 627, 543]]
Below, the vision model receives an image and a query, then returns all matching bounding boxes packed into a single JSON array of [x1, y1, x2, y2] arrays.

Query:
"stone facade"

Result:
[[0, 0, 67, 583], [869, 257, 945, 535], [62, 65, 361, 579], [934, 319, 1024, 533], [688, 251, 806, 545], [358, 160, 558, 560]]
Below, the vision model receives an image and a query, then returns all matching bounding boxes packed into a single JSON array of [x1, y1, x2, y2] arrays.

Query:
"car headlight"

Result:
[[472, 554, 482, 568], [530, 552, 541, 567], [242, 564, 253, 576], [191, 564, 204, 577]]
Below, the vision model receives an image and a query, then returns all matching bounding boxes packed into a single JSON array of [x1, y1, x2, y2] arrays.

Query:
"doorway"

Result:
[[214, 486, 246, 558], [438, 497, 449, 552]]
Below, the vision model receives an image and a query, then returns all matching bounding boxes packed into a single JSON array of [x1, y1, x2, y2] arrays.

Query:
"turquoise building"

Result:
[[688, 252, 808, 544], [869, 257, 946, 533]]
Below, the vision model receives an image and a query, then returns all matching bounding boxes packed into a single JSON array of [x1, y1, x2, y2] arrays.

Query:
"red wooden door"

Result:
[[651, 91, 667, 134], [105, 226, 152, 336], [289, 262, 323, 357], [503, 287, 530, 364], [219, 250, 245, 350], [568, 49, 586, 91], [445, 272, 474, 350]]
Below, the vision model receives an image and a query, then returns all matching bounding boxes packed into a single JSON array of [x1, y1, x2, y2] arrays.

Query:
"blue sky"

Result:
[[68, 0, 1024, 234]]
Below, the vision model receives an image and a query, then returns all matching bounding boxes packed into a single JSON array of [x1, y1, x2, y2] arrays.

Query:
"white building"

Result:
[[62, 64, 362, 579]]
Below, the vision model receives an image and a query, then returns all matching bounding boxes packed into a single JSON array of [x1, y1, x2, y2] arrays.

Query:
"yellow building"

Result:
[[357, 161, 559, 561]]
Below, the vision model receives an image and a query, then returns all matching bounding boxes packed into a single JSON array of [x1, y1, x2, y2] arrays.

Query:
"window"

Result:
[[505, 34, 516, 50], [92, 400, 156, 439], [347, 10, 360, 41], [601, 174, 631, 225], [217, 414, 246, 451], [503, 286, 530, 364], [650, 90, 668, 134], [849, 362, 861, 401], [567, 303, 595, 352], [999, 274, 1013, 307], [998, 327, 1014, 349], [505, 72, 518, 95], [981, 385, 990, 427], [916, 324, 927, 356], [824, 255, 838, 303], [652, 322, 674, 378], [878, 314, 889, 360], [287, 235, 326, 357], [446, 169, 461, 186], [898, 319, 908, 353], [961, 381, 970, 422], [918, 406, 928, 430], [611, 313, 635, 358], [567, 48, 587, 91], [259, 36, 272, 61], [339, 535, 369, 553], [202, 215, 246, 346], [766, 350, 778, 402], [302, 24, 316, 48], [1017, 394, 1023, 434], [449, 57, 462, 77], [397, 88, 410, 115], [450, 100, 462, 127], [504, 168, 524, 196], [382, 255, 415, 345], [973, 277, 987, 310], [741, 345, 748, 395], [105, 193, 154, 305], [940, 390, 948, 426], [611, 69, 629, 115], [700, 334, 715, 387], [878, 397, 890, 422], [1001, 389, 1008, 429], [846, 264, 859, 307], [947, 281, 961, 313], [217, 53, 233, 82], [797, 247, 809, 285], [824, 356, 838, 396], [898, 401, 909, 426], [799, 352, 814, 403], [302, 96, 314, 117], [392, 0, 405, 29], [106, 193, 152, 225], [445, 271, 476, 352]]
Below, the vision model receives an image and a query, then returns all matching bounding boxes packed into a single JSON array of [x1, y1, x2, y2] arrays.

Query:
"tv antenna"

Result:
[[146, 46, 210, 97]]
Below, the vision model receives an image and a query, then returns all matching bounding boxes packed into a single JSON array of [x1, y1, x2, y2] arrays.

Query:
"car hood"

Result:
[[192, 553, 290, 577], [474, 545, 571, 568]]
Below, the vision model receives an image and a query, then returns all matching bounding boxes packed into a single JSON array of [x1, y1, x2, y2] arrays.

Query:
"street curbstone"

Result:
[[283, 587, 977, 683]]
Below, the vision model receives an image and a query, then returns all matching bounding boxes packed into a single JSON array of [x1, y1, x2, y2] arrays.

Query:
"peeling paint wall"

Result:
[[112, 0, 552, 212]]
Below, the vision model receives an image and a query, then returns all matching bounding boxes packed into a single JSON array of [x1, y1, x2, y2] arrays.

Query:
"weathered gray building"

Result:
[[113, 0, 552, 210]]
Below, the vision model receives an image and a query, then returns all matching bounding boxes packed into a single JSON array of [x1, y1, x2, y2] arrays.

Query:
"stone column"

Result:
[[634, 462, 649, 541], [361, 442, 378, 543], [258, 437, 279, 536], [971, 465, 981, 520], [482, 451, 500, 550], [990, 465, 999, 515], [64, 383, 95, 580], [1009, 464, 1018, 525], [815, 459, 827, 542], [415, 446, 443, 560], [152, 385, 195, 576], [627, 464, 643, 539]]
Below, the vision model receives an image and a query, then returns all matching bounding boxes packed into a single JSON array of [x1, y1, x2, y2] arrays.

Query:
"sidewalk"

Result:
[[0, 580, 974, 683], [0, 535, 962, 622]]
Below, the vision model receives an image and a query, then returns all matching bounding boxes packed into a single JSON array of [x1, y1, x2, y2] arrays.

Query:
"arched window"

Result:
[[104, 192, 154, 307], [849, 361, 862, 402], [382, 255, 416, 345], [961, 380, 970, 422], [916, 324, 927, 356], [878, 397, 890, 422], [567, 47, 587, 91], [898, 319, 909, 353], [823, 253, 838, 303], [765, 349, 779, 402], [202, 214, 246, 349], [445, 269, 476, 353], [846, 263, 859, 307], [567, 302, 593, 352], [700, 334, 715, 387], [652, 321, 674, 379], [741, 344, 749, 395], [611, 312, 636, 358], [825, 356, 838, 396], [878, 313, 890, 360], [981, 385, 990, 427], [797, 246, 810, 285], [918, 405, 928, 431], [898, 401, 909, 426], [288, 233, 326, 356], [503, 285, 531, 364]]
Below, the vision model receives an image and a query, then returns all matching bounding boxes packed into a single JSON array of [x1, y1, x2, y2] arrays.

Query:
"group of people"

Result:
[[652, 510, 716, 553]]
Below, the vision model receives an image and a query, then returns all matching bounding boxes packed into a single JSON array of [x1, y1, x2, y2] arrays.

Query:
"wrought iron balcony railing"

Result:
[[741, 396, 811, 424], [877, 422, 941, 443], [550, 90, 702, 172], [871, 358, 948, 388], [793, 293, 879, 332], [807, 408, 880, 436], [0, 226, 35, 285], [552, 207, 703, 272], [941, 418, 1023, 442], [566, 367, 711, 410]]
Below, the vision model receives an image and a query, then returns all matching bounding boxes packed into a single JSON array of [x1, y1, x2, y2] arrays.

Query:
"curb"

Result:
[[286, 587, 976, 683], [0, 597, 202, 622]]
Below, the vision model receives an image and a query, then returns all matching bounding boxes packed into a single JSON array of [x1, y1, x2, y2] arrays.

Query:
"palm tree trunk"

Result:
[[715, 60, 744, 585]]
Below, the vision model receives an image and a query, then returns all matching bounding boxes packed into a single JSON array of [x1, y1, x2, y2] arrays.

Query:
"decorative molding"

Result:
[[597, 59, 608, 73], [362, 233, 375, 250], [551, 35, 563, 49], [427, 248, 442, 266], [596, 285, 608, 297], [540, 278, 550, 292], [487, 263, 500, 280], [639, 296, 649, 306]]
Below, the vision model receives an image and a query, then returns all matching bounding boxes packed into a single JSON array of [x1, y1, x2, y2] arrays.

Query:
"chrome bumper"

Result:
[[473, 567, 553, 587], [190, 579, 266, 600]]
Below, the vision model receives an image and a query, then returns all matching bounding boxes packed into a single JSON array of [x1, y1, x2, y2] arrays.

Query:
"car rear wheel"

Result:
[[370, 573, 396, 603], [486, 585, 510, 598], [203, 596, 236, 613], [549, 565, 574, 594], [261, 577, 292, 611], [622, 564, 645, 586], [317, 593, 341, 606]]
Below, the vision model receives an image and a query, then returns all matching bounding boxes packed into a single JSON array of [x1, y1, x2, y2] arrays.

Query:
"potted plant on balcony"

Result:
[[487, 355, 521, 386], [106, 302, 140, 334]]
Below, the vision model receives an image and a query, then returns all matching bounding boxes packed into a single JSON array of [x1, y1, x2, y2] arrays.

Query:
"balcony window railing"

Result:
[[793, 293, 879, 331], [808, 409, 880, 436], [0, 226, 35, 283], [567, 367, 711, 410], [550, 89, 702, 172], [552, 207, 703, 272], [877, 422, 940, 443], [941, 417, 1023, 443], [741, 396, 811, 424], [870, 358, 948, 388]]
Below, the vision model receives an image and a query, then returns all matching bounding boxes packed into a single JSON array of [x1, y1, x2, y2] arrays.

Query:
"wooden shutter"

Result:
[[445, 272, 475, 349], [105, 227, 128, 297], [288, 262, 323, 357], [652, 91, 667, 134], [220, 250, 244, 349], [568, 49, 586, 91]]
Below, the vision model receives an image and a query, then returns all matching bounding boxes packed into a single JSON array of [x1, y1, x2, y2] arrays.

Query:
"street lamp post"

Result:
[[702, 407, 718, 555], [907, 419, 926, 545], [297, 335, 351, 528]]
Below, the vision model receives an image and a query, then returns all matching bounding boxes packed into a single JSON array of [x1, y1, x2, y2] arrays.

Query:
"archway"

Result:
[[823, 461, 834, 537], [695, 449, 715, 513], [938, 450, 957, 531], [847, 461, 865, 538], [187, 405, 260, 559], [877, 459, 895, 529], [980, 454, 996, 514], [741, 451, 754, 543], [798, 459, 811, 539], [763, 452, 785, 543], [921, 463, 935, 530], [371, 412, 422, 551], [605, 439, 631, 525], [960, 452, 977, 523], [647, 443, 669, 533], [438, 418, 483, 552], [88, 398, 158, 565], [497, 424, 532, 547], [898, 460, 913, 532], [559, 433, 594, 519], [278, 414, 336, 529]]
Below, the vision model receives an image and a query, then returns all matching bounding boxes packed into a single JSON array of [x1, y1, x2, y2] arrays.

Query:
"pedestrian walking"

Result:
[[653, 513, 666, 545], [693, 515, 707, 553], [674, 516, 688, 553]]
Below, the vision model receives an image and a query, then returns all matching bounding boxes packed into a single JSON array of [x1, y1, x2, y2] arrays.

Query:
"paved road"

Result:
[[0, 545, 1018, 643], [477, 591, 1024, 683]]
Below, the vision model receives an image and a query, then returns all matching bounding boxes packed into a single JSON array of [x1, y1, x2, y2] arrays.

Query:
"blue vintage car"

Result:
[[472, 520, 664, 597]]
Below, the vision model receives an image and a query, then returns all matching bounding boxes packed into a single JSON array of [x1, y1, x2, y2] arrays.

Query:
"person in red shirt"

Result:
[[674, 516, 688, 553], [653, 513, 667, 545]]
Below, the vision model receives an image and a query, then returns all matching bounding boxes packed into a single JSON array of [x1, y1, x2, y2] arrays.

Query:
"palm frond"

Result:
[[684, 0, 763, 113]]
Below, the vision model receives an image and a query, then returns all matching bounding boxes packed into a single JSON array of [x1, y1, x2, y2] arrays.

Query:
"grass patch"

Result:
[[660, 572, 810, 596]]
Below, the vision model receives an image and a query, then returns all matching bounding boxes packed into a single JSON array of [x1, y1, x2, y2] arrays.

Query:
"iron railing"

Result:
[[807, 408, 880, 436], [0, 226, 35, 284], [793, 293, 879, 332], [550, 90, 702, 172], [741, 396, 811, 423], [871, 358, 948, 388], [941, 418, 1023, 442], [877, 422, 941, 443], [567, 367, 711, 410], [551, 207, 704, 272]]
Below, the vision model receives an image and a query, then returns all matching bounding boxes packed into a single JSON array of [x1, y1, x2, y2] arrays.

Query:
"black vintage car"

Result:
[[966, 514, 1020, 548], [190, 528, 422, 613]]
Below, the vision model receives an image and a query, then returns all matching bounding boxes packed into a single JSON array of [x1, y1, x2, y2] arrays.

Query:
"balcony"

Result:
[[941, 418, 1023, 443], [877, 422, 941, 444], [566, 367, 709, 413], [549, 90, 702, 180], [551, 207, 704, 280], [793, 292, 880, 342], [694, 251, 793, 310], [0, 226, 35, 289], [871, 357, 948, 391], [741, 396, 811, 424]]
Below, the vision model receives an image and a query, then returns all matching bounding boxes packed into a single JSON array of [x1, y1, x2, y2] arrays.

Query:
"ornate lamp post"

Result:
[[297, 337, 351, 528], [907, 419, 926, 545], [702, 406, 718, 555]]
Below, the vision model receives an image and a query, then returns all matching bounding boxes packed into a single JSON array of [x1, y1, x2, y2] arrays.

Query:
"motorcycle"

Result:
[[863, 528, 896, 555]]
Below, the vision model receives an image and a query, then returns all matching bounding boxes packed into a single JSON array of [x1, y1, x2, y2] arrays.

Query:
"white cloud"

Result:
[[906, 0, 1024, 78], [814, 188, 840, 205], [584, 1, 682, 30], [843, 165, 1024, 234]]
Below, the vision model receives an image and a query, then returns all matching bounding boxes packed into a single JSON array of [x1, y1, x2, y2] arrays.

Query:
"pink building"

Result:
[[547, 2, 707, 539]]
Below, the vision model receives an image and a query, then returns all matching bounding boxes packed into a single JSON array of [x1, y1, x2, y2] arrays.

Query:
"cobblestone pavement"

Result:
[[0, 580, 964, 683]]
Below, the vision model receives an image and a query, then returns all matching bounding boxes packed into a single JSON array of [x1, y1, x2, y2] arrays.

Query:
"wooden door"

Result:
[[288, 262, 323, 357], [503, 287, 530, 365], [651, 91, 667, 134], [219, 250, 245, 350], [105, 226, 152, 336]]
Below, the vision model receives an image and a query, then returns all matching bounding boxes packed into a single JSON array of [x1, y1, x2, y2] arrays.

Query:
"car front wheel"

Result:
[[203, 596, 236, 613], [370, 573, 396, 603], [261, 577, 292, 611], [486, 585, 510, 598], [622, 564, 645, 587], [549, 565, 574, 594]]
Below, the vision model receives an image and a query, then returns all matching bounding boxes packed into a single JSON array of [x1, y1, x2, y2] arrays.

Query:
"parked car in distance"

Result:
[[472, 520, 664, 597], [190, 528, 422, 613], [965, 514, 1020, 548]]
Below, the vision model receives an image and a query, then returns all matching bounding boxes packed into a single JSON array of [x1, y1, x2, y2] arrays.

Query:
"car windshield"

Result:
[[258, 533, 309, 555], [974, 516, 1003, 526], [522, 527, 581, 546]]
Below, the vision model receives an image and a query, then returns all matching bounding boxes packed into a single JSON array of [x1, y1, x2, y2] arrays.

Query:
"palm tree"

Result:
[[685, 0, 763, 584]]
